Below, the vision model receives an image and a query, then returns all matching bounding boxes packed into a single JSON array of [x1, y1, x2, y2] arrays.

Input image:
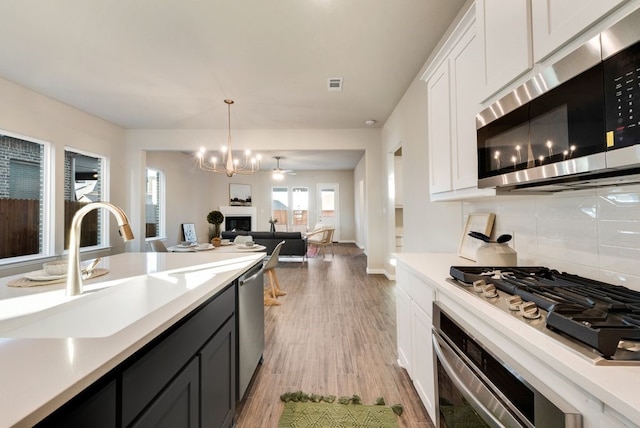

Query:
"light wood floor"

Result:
[[235, 244, 434, 427]]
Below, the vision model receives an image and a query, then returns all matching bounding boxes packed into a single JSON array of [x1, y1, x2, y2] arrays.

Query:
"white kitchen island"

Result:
[[0, 251, 264, 427], [395, 253, 640, 428]]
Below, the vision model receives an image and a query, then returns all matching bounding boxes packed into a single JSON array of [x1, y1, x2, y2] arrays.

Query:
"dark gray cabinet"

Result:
[[35, 379, 117, 428], [131, 357, 200, 428], [201, 317, 236, 428], [37, 283, 237, 428]]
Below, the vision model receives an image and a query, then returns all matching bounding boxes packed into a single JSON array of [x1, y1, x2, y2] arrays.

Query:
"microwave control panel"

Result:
[[605, 40, 640, 148]]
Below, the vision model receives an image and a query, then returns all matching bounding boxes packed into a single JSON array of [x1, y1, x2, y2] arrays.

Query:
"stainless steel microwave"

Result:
[[476, 7, 640, 192]]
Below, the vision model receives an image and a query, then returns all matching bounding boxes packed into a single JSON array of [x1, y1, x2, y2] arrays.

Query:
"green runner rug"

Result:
[[278, 402, 399, 428]]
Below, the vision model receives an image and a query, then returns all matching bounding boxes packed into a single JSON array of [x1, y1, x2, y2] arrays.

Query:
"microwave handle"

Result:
[[432, 332, 522, 428]]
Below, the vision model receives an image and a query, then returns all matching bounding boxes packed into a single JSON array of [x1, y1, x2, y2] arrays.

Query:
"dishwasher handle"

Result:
[[239, 267, 264, 286]]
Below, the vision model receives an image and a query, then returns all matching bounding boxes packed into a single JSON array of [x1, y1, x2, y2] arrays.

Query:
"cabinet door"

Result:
[[131, 357, 200, 428], [201, 317, 236, 428], [532, 0, 627, 62], [36, 380, 116, 428], [122, 285, 235, 426], [411, 303, 436, 423], [477, 0, 532, 98], [450, 16, 483, 190], [395, 284, 413, 375], [427, 59, 453, 194]]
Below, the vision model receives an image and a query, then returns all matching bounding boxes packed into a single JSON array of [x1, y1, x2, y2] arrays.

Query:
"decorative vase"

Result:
[[270, 223, 275, 233], [209, 223, 221, 240]]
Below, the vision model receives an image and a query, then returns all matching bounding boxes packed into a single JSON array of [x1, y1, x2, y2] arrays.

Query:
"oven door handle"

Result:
[[432, 331, 524, 428]]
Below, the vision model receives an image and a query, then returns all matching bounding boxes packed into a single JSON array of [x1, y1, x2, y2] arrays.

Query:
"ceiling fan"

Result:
[[271, 156, 296, 179]]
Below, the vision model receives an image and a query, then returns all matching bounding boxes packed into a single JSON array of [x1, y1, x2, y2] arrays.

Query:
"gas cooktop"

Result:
[[449, 266, 640, 365]]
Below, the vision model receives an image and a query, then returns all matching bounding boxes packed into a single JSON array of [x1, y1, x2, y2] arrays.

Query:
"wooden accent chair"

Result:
[[305, 227, 335, 258], [148, 240, 168, 252], [264, 240, 287, 306]]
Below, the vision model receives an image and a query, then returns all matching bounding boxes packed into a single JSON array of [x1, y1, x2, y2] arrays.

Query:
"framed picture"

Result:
[[458, 213, 496, 261], [229, 183, 252, 206], [181, 223, 197, 243]]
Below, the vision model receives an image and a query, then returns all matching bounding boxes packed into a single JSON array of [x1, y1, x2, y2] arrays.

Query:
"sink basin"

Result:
[[0, 276, 190, 338], [0, 260, 244, 339]]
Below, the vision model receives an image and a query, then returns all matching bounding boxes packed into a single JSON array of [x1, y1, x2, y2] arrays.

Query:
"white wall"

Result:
[[0, 76, 126, 275], [381, 78, 463, 277], [125, 129, 384, 269], [145, 151, 357, 247], [354, 155, 366, 249]]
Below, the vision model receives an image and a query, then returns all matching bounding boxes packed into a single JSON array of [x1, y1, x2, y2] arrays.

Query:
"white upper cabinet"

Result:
[[424, 5, 496, 200], [426, 60, 452, 194], [532, 0, 628, 62], [450, 21, 483, 191], [477, 0, 533, 100]]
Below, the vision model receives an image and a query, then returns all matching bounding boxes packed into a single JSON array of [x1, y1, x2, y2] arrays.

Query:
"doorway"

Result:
[[393, 147, 403, 253], [317, 183, 339, 242]]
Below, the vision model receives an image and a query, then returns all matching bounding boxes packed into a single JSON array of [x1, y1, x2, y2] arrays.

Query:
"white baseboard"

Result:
[[365, 267, 395, 280]]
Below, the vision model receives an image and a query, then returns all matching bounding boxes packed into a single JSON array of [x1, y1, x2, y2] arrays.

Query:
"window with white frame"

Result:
[[291, 187, 309, 230], [145, 168, 164, 239], [64, 150, 105, 249], [271, 186, 309, 231], [0, 132, 47, 260]]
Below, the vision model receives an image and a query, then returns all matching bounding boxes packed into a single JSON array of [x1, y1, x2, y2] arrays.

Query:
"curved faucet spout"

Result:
[[66, 202, 134, 296]]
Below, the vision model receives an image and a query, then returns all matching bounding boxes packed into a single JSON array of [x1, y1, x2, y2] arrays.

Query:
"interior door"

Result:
[[317, 183, 339, 242]]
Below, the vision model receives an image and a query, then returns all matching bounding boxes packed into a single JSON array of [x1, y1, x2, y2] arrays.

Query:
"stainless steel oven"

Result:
[[432, 304, 581, 428]]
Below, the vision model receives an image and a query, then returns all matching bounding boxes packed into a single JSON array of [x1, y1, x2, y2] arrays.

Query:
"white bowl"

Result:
[[43, 260, 68, 276], [245, 241, 255, 247]]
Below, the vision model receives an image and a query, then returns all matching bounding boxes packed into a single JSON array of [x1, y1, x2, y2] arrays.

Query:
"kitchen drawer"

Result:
[[408, 271, 435, 317], [122, 284, 235, 427]]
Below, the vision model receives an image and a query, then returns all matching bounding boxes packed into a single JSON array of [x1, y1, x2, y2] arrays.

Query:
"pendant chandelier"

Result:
[[197, 99, 261, 177]]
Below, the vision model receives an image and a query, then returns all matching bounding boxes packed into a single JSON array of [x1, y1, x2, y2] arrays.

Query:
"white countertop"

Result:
[[395, 253, 640, 426], [0, 251, 264, 427]]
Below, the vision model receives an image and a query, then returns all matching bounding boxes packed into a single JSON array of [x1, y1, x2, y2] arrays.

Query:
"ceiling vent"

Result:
[[327, 78, 343, 92]]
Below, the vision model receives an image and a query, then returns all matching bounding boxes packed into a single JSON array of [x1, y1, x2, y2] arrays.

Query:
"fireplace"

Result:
[[226, 216, 251, 232], [219, 206, 257, 231]]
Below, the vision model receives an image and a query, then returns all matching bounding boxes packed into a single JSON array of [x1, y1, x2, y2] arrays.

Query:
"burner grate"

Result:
[[449, 266, 640, 359]]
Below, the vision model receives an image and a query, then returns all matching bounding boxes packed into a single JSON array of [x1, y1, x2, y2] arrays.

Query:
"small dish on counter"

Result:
[[24, 270, 67, 281], [177, 242, 197, 248], [195, 243, 214, 251]]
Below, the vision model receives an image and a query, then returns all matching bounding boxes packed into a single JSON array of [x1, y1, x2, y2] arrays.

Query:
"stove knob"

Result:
[[482, 283, 499, 299], [506, 295, 522, 311], [520, 301, 541, 319], [472, 279, 486, 293]]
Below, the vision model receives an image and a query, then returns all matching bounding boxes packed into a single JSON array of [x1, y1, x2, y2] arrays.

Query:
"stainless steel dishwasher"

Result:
[[236, 262, 265, 400]]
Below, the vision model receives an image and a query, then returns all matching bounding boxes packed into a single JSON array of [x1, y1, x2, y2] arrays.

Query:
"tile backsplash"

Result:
[[464, 184, 640, 291]]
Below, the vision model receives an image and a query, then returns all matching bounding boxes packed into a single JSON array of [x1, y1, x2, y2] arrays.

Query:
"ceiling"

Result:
[[0, 0, 466, 169]]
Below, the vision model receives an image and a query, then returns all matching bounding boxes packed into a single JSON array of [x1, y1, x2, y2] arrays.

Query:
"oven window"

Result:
[[440, 312, 535, 424], [437, 358, 492, 427]]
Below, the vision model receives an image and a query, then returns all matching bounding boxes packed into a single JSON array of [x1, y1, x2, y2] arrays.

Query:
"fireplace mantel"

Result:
[[219, 206, 257, 231]]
